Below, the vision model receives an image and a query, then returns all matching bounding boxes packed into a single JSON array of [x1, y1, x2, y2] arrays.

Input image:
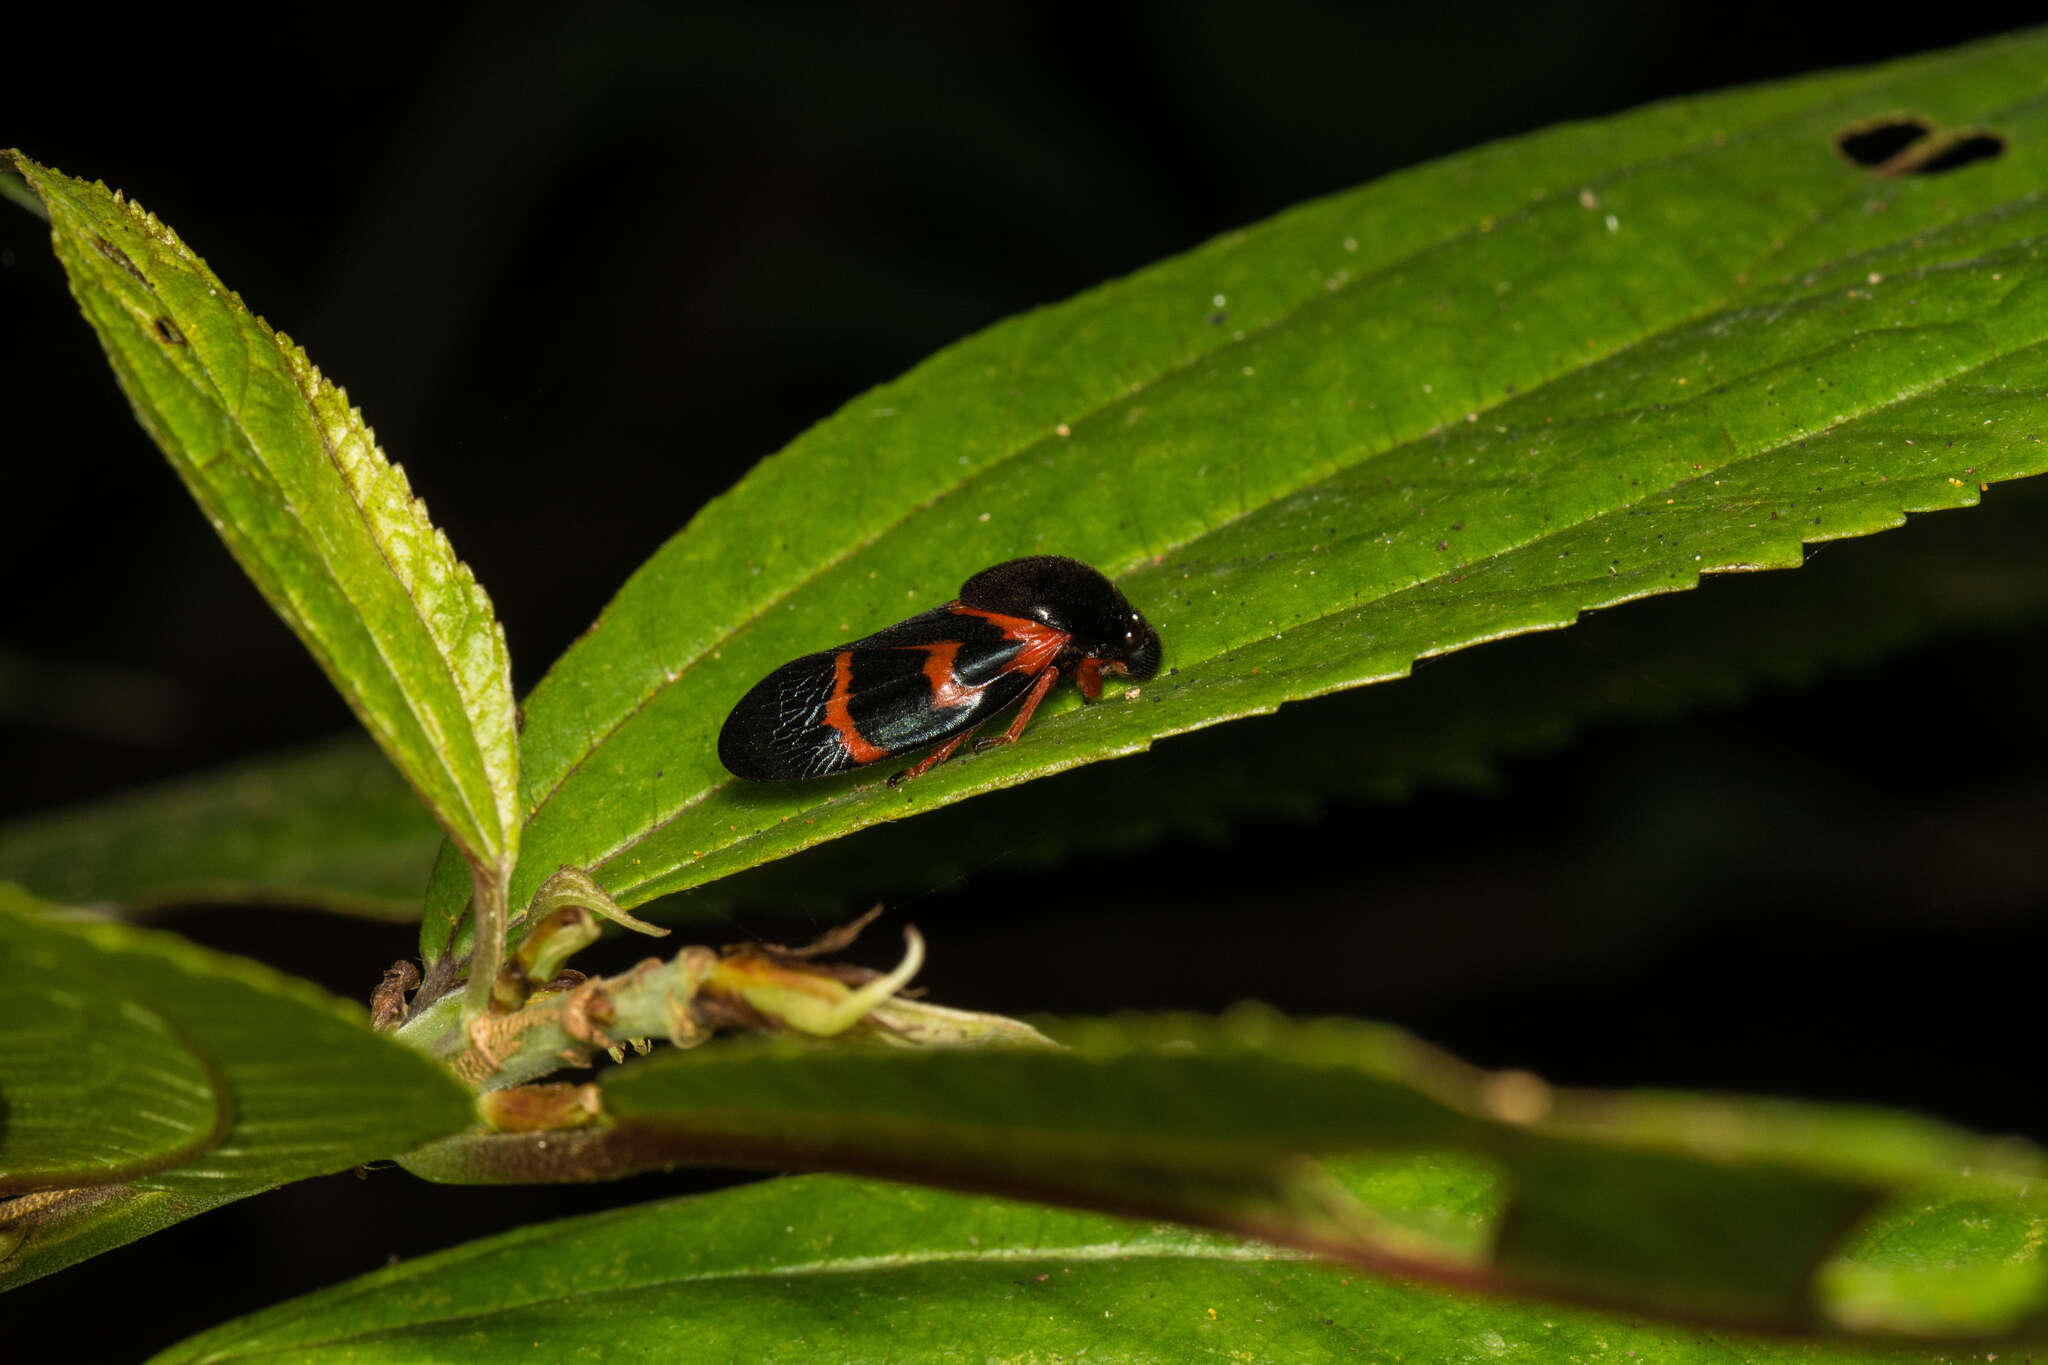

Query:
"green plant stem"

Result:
[[459, 870, 508, 1025]]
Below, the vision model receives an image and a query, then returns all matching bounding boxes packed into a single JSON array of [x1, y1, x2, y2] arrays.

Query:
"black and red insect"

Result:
[[718, 555, 1162, 784]]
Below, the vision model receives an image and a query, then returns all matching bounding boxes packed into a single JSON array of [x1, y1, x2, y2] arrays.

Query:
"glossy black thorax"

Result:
[[958, 556, 1162, 679]]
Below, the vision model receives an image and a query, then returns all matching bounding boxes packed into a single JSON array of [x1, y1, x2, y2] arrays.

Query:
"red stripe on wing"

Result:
[[949, 606, 1067, 677], [823, 650, 890, 764]]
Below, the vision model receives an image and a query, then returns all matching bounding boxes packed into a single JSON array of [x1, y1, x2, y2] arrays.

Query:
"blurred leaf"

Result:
[[6, 152, 519, 899], [0, 648, 192, 747], [422, 30, 2048, 959], [0, 889, 473, 1290], [0, 736, 439, 919], [0, 974, 224, 1195], [152, 1171, 2048, 1363], [1822, 1185, 2048, 1334], [400, 1009, 2044, 1330], [0, 166, 43, 221]]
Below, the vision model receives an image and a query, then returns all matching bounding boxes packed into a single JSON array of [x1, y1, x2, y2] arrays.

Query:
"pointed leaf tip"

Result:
[[16, 153, 521, 904]]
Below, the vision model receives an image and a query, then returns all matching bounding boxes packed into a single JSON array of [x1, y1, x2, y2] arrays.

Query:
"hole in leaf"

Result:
[[1911, 132, 2005, 175], [1835, 117, 2007, 177], [150, 316, 186, 346], [1836, 117, 1932, 167]]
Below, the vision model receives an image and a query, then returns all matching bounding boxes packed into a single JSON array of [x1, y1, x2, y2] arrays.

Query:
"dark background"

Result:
[[6, 4, 2046, 1356]]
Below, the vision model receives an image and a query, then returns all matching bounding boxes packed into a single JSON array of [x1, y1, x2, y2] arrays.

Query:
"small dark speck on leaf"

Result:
[[1207, 310, 1227, 326], [1436, 540, 1449, 551], [151, 315, 185, 346]]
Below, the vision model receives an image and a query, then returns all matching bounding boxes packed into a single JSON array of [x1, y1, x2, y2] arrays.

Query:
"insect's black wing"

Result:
[[717, 606, 1055, 781], [716, 647, 855, 781]]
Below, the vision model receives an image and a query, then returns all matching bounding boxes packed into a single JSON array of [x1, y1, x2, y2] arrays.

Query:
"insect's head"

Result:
[[1108, 610, 1163, 681]]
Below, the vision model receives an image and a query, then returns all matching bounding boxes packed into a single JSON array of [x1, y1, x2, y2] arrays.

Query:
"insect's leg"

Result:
[[973, 666, 1060, 753], [889, 728, 977, 786], [1074, 657, 1103, 701]]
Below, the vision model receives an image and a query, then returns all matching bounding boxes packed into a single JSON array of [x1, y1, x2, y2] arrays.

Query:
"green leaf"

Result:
[[151, 1173, 2048, 1363], [13, 417, 2036, 936], [72, 420, 2027, 933], [4, 152, 519, 899], [0, 975, 225, 1195], [0, 735, 440, 920], [422, 30, 2048, 958], [16, 419, 2045, 934], [400, 1009, 2043, 1330], [688, 469, 2048, 921], [1822, 1187, 2048, 1335], [0, 888, 473, 1289]]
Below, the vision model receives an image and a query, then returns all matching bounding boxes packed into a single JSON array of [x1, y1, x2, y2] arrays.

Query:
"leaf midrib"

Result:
[[274, 351, 507, 871]]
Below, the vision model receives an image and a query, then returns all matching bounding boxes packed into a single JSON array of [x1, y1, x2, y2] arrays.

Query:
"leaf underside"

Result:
[[418, 31, 2048, 960], [0, 981, 224, 1195], [0, 890, 473, 1290], [154, 1170, 2048, 1364], [398, 1009, 2047, 1334]]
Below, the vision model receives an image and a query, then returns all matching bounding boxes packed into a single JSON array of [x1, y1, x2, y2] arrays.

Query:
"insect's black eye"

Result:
[[1121, 621, 1163, 681]]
